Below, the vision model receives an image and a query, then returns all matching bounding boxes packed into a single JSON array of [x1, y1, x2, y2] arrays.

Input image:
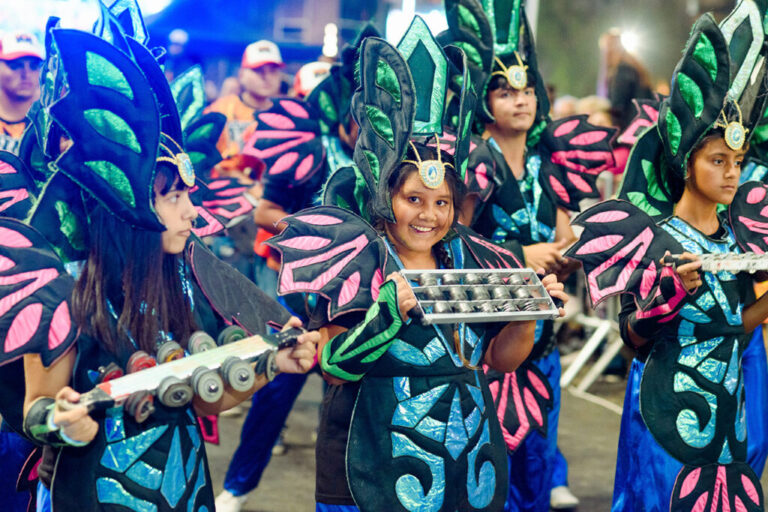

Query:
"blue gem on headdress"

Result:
[[724, 122, 745, 151], [419, 160, 445, 189], [177, 153, 196, 187]]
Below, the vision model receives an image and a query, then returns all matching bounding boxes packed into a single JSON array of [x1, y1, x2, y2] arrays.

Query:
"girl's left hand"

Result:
[[538, 269, 568, 317], [275, 317, 319, 374]]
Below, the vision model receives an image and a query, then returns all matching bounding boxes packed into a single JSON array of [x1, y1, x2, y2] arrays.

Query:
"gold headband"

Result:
[[402, 135, 454, 189], [714, 98, 747, 151], [490, 53, 528, 90], [156, 135, 196, 187]]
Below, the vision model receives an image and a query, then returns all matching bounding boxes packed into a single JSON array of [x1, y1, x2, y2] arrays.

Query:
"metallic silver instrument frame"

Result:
[[694, 253, 768, 274], [401, 269, 560, 324]]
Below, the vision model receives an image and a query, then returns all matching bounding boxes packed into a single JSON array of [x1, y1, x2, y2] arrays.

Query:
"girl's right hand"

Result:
[[387, 272, 418, 321], [53, 387, 99, 445]]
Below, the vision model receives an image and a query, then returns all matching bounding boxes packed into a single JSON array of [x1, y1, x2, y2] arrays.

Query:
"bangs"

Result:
[[154, 162, 190, 195]]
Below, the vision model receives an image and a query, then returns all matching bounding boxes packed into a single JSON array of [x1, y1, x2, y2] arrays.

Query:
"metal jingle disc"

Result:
[[448, 286, 468, 301], [157, 341, 185, 363], [191, 367, 225, 403], [158, 376, 194, 408], [218, 325, 247, 345], [124, 391, 155, 423], [419, 273, 438, 287], [507, 273, 524, 286], [98, 362, 124, 383], [485, 274, 504, 285], [512, 287, 531, 300], [126, 350, 157, 373], [441, 273, 461, 286], [188, 331, 217, 354], [463, 273, 484, 285], [221, 357, 255, 392], [471, 287, 491, 301], [433, 302, 453, 314], [491, 286, 510, 300], [456, 302, 474, 314], [478, 302, 496, 313], [425, 287, 444, 300]]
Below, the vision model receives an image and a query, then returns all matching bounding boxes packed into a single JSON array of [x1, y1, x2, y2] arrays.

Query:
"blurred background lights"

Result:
[[322, 23, 338, 58], [620, 29, 641, 54]]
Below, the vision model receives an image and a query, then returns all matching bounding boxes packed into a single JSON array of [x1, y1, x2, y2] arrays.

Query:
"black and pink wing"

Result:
[[729, 181, 768, 253], [243, 98, 326, 187], [565, 200, 688, 315], [190, 178, 255, 238], [670, 463, 763, 512], [0, 151, 36, 220], [486, 361, 554, 453], [265, 206, 388, 322], [0, 218, 77, 367], [539, 115, 617, 211], [455, 224, 524, 269], [617, 97, 661, 147]]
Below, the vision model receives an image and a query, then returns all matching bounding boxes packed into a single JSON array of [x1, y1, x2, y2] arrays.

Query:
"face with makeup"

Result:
[[686, 135, 744, 206], [486, 82, 537, 134], [153, 170, 198, 254]]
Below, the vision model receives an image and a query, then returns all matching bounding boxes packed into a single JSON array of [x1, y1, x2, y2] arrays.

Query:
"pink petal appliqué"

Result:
[[192, 208, 224, 237], [371, 269, 383, 301], [747, 243, 764, 254], [0, 189, 29, 213], [277, 236, 331, 251], [269, 152, 299, 175], [741, 473, 760, 505], [5, 302, 42, 353], [554, 119, 580, 137], [280, 100, 309, 119], [638, 260, 657, 301], [575, 235, 623, 255], [295, 154, 315, 181], [0, 161, 15, 174], [338, 271, 361, 307], [474, 163, 489, 189], [691, 492, 709, 512], [527, 370, 550, 399], [0, 227, 32, 248], [0, 255, 14, 272], [208, 180, 230, 190], [258, 112, 296, 130], [679, 467, 701, 498], [569, 130, 608, 145], [523, 388, 543, 426], [48, 301, 71, 350], [643, 104, 659, 120], [585, 210, 630, 223], [548, 176, 570, 204], [746, 186, 767, 204], [294, 214, 343, 225], [735, 496, 747, 512], [204, 197, 253, 219], [567, 172, 593, 193]]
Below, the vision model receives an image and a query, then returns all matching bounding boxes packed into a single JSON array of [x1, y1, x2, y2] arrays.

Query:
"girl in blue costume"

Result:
[[265, 21, 569, 512], [3, 8, 318, 512], [565, 2, 768, 509]]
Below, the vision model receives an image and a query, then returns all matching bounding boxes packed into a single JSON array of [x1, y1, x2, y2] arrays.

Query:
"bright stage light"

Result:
[[620, 30, 640, 54]]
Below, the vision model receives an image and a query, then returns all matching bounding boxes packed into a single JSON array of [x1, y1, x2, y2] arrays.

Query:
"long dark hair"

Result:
[[71, 163, 196, 355]]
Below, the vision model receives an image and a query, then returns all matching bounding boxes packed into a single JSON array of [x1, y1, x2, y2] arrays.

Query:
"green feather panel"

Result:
[[365, 106, 395, 148], [677, 73, 704, 118], [84, 160, 136, 207]]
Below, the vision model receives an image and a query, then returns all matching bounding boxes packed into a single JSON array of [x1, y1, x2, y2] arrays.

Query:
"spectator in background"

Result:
[[598, 28, 653, 131], [0, 31, 42, 153], [292, 61, 331, 98], [576, 95, 613, 128], [552, 95, 578, 119]]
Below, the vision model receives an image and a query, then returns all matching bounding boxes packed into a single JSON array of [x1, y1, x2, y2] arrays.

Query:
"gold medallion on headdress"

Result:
[[157, 136, 196, 186], [715, 99, 747, 151], [492, 53, 528, 90], [403, 137, 454, 189]]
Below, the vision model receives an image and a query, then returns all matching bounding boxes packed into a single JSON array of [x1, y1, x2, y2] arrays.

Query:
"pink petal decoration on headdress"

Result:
[[294, 214, 343, 225], [0, 227, 32, 248], [553, 119, 579, 137], [569, 130, 608, 145], [277, 236, 332, 251], [280, 100, 309, 119], [5, 302, 42, 353], [269, 152, 299, 175], [48, 301, 71, 350], [258, 113, 296, 130], [747, 186, 767, 204], [338, 271, 361, 307], [548, 175, 570, 204], [584, 210, 630, 223], [295, 154, 315, 180], [0, 161, 15, 174], [0, 255, 14, 272], [575, 235, 623, 255], [566, 172, 593, 193]]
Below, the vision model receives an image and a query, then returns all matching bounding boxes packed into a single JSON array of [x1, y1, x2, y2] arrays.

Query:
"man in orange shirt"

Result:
[[0, 31, 42, 154]]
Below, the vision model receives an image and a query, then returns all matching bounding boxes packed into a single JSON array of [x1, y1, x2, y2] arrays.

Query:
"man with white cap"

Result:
[[0, 31, 42, 154]]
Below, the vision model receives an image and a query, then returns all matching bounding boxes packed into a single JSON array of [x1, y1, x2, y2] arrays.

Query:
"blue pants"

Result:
[[223, 371, 308, 496], [611, 328, 768, 511], [506, 349, 568, 512], [0, 426, 34, 512], [316, 504, 358, 512]]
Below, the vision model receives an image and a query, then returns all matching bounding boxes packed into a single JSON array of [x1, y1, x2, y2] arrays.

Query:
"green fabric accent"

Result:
[[335, 194, 351, 210], [692, 32, 718, 83], [627, 191, 661, 217], [318, 90, 339, 123], [462, 110, 473, 138], [84, 109, 141, 153], [375, 60, 402, 106], [526, 119, 546, 148], [752, 122, 768, 143], [84, 160, 136, 207], [86, 51, 134, 101], [54, 200, 85, 251], [363, 150, 380, 182], [457, 4, 481, 36], [484, 0, 522, 56], [189, 122, 214, 142], [641, 159, 666, 202], [677, 73, 704, 117], [353, 164, 370, 216], [665, 110, 682, 155], [321, 280, 403, 381], [365, 106, 395, 148], [319, 119, 330, 135], [188, 151, 206, 166], [456, 42, 483, 69]]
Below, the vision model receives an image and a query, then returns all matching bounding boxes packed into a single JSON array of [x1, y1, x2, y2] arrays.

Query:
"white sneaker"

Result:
[[215, 489, 248, 512], [550, 486, 579, 510]]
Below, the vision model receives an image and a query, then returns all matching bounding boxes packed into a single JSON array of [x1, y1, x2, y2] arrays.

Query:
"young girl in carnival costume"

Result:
[[265, 18, 568, 512], [566, 1, 768, 509], [0, 5, 318, 511], [440, 1, 616, 510]]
